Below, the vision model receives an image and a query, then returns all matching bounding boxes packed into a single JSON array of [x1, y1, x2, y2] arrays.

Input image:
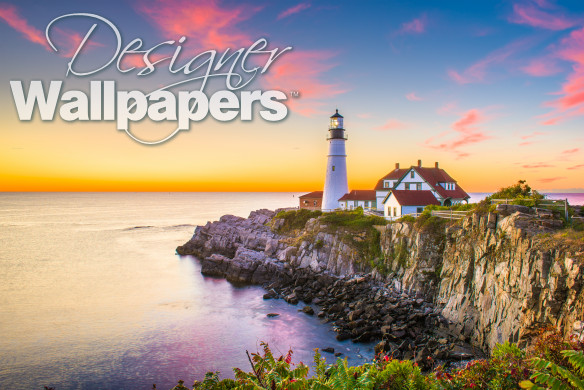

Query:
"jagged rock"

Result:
[[322, 347, 335, 353], [302, 306, 314, 315], [267, 313, 279, 317]]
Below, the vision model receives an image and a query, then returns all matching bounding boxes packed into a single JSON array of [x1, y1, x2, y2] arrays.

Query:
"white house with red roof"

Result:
[[379, 160, 470, 218]]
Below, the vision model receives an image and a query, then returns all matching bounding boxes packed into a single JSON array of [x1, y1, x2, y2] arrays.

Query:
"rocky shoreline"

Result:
[[177, 209, 484, 369]]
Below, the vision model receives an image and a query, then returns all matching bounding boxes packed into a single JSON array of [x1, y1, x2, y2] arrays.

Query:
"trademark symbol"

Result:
[[290, 91, 300, 98]]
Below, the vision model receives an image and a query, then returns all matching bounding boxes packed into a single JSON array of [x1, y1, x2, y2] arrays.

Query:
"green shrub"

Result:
[[272, 209, 322, 233]]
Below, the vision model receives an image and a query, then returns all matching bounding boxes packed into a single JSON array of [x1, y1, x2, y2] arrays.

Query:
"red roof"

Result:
[[388, 190, 440, 206], [299, 191, 323, 199], [374, 169, 409, 190], [413, 167, 470, 200], [338, 190, 376, 201]]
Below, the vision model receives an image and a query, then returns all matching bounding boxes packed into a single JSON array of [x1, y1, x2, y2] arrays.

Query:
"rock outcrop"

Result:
[[177, 205, 583, 358], [378, 205, 584, 353]]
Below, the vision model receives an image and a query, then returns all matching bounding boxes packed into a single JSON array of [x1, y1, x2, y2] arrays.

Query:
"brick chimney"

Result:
[[418, 159, 422, 167], [395, 162, 400, 169], [435, 162, 439, 168]]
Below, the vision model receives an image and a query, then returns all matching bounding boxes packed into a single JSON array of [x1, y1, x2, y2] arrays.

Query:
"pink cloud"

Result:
[[521, 163, 554, 168], [399, 14, 427, 34], [509, 3, 577, 31], [436, 102, 458, 115], [406, 92, 423, 101], [562, 148, 580, 154], [541, 27, 584, 124], [521, 58, 562, 76], [278, 3, 311, 20], [0, 4, 103, 57], [424, 109, 491, 159], [567, 164, 584, 170], [136, 0, 261, 49], [520, 131, 546, 140], [448, 39, 530, 84], [0, 3, 49, 50], [357, 113, 373, 119], [261, 50, 345, 117], [539, 177, 565, 183], [374, 119, 408, 131]]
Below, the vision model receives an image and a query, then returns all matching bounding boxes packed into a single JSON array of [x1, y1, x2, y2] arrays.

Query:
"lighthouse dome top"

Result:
[[330, 109, 343, 118]]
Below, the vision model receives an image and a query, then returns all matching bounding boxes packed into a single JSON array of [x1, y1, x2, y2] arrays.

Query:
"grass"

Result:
[[271, 209, 322, 234]]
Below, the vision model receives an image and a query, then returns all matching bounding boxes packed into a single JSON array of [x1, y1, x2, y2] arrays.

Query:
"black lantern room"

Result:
[[328, 109, 347, 140]]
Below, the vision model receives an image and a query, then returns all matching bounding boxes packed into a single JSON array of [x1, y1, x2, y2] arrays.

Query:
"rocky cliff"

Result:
[[177, 206, 583, 357], [378, 205, 584, 353]]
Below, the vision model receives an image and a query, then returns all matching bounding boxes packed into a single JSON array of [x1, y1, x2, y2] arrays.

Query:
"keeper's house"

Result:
[[380, 160, 470, 219]]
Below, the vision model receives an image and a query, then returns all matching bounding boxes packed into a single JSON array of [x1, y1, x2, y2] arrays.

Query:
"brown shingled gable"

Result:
[[299, 191, 323, 199]]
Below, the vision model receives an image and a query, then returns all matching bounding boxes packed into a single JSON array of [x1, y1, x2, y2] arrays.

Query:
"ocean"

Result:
[[0, 192, 375, 390], [1, 191, 582, 390]]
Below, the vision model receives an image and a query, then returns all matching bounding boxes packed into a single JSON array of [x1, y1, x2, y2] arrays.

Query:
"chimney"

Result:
[[395, 162, 400, 169], [418, 159, 422, 167], [435, 162, 439, 168]]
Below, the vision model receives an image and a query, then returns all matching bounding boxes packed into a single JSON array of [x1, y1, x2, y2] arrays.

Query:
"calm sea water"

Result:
[[1, 191, 582, 390], [0, 193, 375, 390]]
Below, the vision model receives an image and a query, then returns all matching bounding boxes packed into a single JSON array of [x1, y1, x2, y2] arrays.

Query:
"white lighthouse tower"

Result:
[[322, 109, 348, 212]]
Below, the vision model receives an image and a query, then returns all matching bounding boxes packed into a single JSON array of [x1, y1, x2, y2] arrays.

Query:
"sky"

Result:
[[0, 0, 582, 192]]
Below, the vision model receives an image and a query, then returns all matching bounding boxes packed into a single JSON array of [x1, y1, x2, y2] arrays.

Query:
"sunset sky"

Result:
[[0, 0, 582, 192]]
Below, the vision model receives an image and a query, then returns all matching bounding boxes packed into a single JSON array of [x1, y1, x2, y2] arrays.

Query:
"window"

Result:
[[384, 181, 389, 188], [303, 200, 308, 205], [405, 183, 410, 190], [313, 200, 317, 206], [332, 166, 335, 172], [416, 183, 422, 191], [410, 171, 415, 178], [365, 201, 369, 207], [417, 207, 424, 213], [393, 207, 397, 217]]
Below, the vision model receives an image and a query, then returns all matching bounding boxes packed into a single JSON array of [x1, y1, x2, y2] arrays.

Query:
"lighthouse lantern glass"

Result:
[[330, 117, 343, 129]]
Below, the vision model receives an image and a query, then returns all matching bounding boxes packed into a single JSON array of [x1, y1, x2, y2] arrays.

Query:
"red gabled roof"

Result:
[[388, 190, 440, 206], [413, 167, 470, 200], [374, 169, 409, 190], [338, 190, 376, 201], [299, 191, 323, 199]]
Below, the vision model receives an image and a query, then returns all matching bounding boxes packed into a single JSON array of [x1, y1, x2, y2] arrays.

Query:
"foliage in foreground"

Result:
[[163, 330, 584, 390]]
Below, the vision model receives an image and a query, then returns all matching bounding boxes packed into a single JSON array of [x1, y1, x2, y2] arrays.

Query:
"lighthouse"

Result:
[[322, 109, 349, 211]]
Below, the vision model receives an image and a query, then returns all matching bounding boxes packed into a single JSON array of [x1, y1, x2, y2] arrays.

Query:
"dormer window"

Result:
[[410, 171, 415, 179]]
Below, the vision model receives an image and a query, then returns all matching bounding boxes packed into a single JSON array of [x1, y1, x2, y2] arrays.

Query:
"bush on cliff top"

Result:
[[272, 209, 322, 233]]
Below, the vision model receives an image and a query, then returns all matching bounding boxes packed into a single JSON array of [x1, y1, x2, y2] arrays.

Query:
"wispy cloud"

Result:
[[424, 109, 491, 159], [541, 27, 584, 124], [374, 119, 408, 131], [521, 58, 562, 76], [539, 177, 565, 183], [261, 50, 345, 117], [508, 2, 577, 31], [0, 3, 49, 50], [561, 148, 580, 155], [518, 130, 546, 146], [136, 0, 261, 49], [278, 3, 311, 20], [436, 102, 458, 116], [0, 3, 102, 57], [399, 14, 427, 34], [406, 92, 423, 101], [567, 164, 584, 170], [448, 39, 531, 84], [521, 163, 554, 168]]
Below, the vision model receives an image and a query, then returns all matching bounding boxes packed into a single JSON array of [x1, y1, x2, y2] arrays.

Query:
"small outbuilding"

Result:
[[383, 190, 440, 219], [299, 191, 323, 210]]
